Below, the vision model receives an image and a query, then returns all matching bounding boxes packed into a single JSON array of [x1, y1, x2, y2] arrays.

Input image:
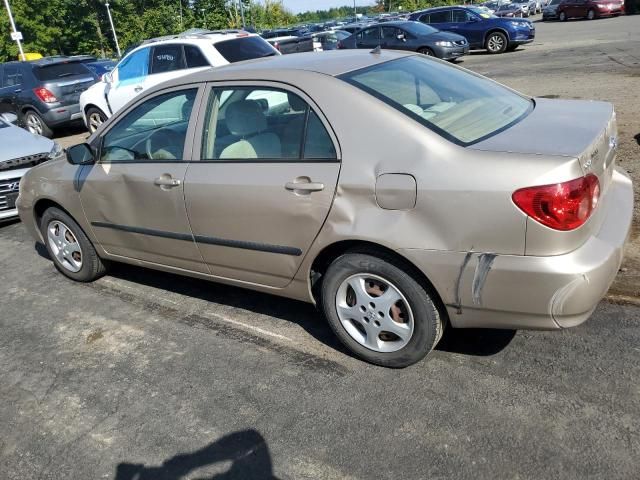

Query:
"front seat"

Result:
[[220, 100, 281, 159]]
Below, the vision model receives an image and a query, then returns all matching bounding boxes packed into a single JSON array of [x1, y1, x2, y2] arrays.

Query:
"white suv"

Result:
[[80, 29, 279, 133]]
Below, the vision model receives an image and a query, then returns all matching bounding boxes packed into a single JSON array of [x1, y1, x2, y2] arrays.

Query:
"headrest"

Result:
[[226, 100, 266, 137], [288, 93, 307, 113]]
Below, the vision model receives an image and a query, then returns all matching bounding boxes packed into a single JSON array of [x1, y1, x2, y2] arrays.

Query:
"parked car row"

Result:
[[542, 0, 625, 20]]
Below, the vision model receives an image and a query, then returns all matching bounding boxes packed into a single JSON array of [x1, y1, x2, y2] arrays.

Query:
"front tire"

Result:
[[418, 47, 435, 57], [587, 9, 595, 19], [23, 110, 53, 138], [86, 107, 107, 133], [41, 207, 106, 282], [559, 10, 567, 21], [321, 252, 444, 368], [485, 31, 508, 54]]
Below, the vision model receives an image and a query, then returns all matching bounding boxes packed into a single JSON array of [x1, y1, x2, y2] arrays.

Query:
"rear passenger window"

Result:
[[429, 11, 452, 22], [201, 87, 336, 161], [184, 45, 210, 68], [151, 44, 185, 74], [3, 66, 23, 87]]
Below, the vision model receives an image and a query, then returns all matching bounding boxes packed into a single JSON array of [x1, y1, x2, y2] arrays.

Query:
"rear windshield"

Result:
[[34, 62, 92, 81], [214, 36, 278, 63], [340, 56, 533, 146]]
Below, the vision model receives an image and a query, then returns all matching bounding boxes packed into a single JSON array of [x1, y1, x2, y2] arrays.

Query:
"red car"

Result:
[[557, 0, 624, 21]]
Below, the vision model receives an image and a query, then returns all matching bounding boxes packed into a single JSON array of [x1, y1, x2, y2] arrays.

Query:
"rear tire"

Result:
[[485, 31, 508, 54], [418, 47, 435, 57], [86, 107, 107, 134], [321, 252, 444, 368], [40, 207, 106, 282], [23, 110, 53, 138]]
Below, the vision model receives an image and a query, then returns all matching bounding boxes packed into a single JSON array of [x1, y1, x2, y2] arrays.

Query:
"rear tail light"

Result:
[[512, 174, 600, 231], [337, 41, 344, 49], [33, 87, 57, 103], [274, 42, 281, 51]]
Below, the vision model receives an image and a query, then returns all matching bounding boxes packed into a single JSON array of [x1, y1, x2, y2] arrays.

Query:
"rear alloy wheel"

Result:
[[559, 11, 567, 21], [485, 32, 508, 54], [24, 110, 53, 138], [41, 207, 106, 282], [587, 9, 595, 19], [321, 252, 444, 367], [86, 107, 107, 133], [418, 47, 435, 57]]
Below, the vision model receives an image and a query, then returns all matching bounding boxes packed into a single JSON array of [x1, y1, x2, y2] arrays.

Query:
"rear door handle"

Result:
[[134, 86, 143, 93], [285, 180, 324, 193], [154, 176, 181, 189]]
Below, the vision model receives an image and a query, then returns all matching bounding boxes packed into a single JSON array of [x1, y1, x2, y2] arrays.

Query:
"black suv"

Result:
[[0, 57, 98, 138]]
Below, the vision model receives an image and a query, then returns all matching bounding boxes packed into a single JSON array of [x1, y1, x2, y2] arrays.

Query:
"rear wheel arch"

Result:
[[310, 240, 448, 323]]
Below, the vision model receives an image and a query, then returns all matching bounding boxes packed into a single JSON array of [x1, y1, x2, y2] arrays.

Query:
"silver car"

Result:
[[0, 113, 56, 221], [17, 51, 633, 367]]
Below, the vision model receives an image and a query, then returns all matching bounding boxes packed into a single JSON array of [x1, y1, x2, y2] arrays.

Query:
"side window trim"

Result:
[[96, 84, 205, 164], [191, 81, 341, 163]]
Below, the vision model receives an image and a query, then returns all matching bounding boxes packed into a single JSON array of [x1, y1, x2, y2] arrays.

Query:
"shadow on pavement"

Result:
[[437, 328, 516, 356], [33, 244, 517, 359], [114, 429, 279, 479]]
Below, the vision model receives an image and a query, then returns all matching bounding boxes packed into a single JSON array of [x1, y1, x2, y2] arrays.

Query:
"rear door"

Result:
[[0, 65, 22, 116], [424, 9, 454, 32], [33, 61, 96, 109], [184, 83, 341, 288]]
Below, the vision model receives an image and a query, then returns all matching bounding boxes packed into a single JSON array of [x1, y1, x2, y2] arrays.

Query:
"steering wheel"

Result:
[[145, 127, 183, 160]]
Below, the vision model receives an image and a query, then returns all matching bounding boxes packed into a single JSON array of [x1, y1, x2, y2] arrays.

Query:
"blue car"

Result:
[[408, 6, 535, 54]]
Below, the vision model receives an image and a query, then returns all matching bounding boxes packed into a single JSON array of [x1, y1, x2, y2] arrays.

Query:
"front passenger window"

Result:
[[101, 89, 197, 162]]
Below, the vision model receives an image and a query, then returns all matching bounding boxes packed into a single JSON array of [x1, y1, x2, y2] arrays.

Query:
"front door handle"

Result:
[[134, 86, 143, 93], [154, 176, 181, 190], [285, 178, 324, 194]]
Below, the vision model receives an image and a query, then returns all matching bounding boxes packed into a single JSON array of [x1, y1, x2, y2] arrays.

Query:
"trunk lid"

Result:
[[471, 98, 616, 192], [471, 98, 618, 255], [33, 61, 97, 106]]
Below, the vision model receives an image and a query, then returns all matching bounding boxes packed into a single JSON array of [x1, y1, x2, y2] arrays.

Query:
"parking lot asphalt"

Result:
[[3, 16, 640, 480]]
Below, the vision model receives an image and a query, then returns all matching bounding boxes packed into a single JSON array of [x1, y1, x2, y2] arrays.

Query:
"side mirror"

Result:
[[103, 71, 113, 84], [67, 143, 95, 165], [396, 33, 406, 41], [0, 112, 18, 124], [469, 16, 479, 22]]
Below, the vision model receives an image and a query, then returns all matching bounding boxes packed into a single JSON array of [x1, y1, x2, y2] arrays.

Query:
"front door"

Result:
[[107, 47, 151, 114], [356, 26, 381, 49], [80, 85, 208, 273], [185, 84, 341, 288]]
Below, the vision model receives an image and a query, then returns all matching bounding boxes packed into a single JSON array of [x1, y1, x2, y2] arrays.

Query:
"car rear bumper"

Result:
[[399, 168, 633, 330], [41, 103, 83, 127]]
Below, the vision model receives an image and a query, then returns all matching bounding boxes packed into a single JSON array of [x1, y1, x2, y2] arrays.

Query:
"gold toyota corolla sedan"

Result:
[[17, 50, 633, 367]]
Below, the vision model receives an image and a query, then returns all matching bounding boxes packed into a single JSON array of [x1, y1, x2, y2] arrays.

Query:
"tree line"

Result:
[[1, 0, 637, 62]]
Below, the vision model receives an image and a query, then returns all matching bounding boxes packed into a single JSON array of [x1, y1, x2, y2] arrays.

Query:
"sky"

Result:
[[259, 1, 376, 14]]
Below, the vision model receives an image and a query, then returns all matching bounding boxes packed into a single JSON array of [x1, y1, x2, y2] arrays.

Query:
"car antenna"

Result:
[[370, 45, 381, 55]]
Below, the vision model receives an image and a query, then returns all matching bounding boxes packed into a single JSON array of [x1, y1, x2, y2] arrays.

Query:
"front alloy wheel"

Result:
[[47, 220, 83, 273], [86, 107, 106, 133], [587, 9, 595, 19], [486, 32, 508, 54]]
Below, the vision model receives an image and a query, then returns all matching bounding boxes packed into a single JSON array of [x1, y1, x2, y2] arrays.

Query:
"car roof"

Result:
[[174, 49, 415, 83]]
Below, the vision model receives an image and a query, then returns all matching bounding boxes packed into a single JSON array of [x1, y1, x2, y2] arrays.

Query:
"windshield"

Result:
[[214, 36, 278, 63], [548, 0, 561, 4], [402, 22, 438, 36], [33, 62, 92, 81], [340, 56, 533, 146]]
